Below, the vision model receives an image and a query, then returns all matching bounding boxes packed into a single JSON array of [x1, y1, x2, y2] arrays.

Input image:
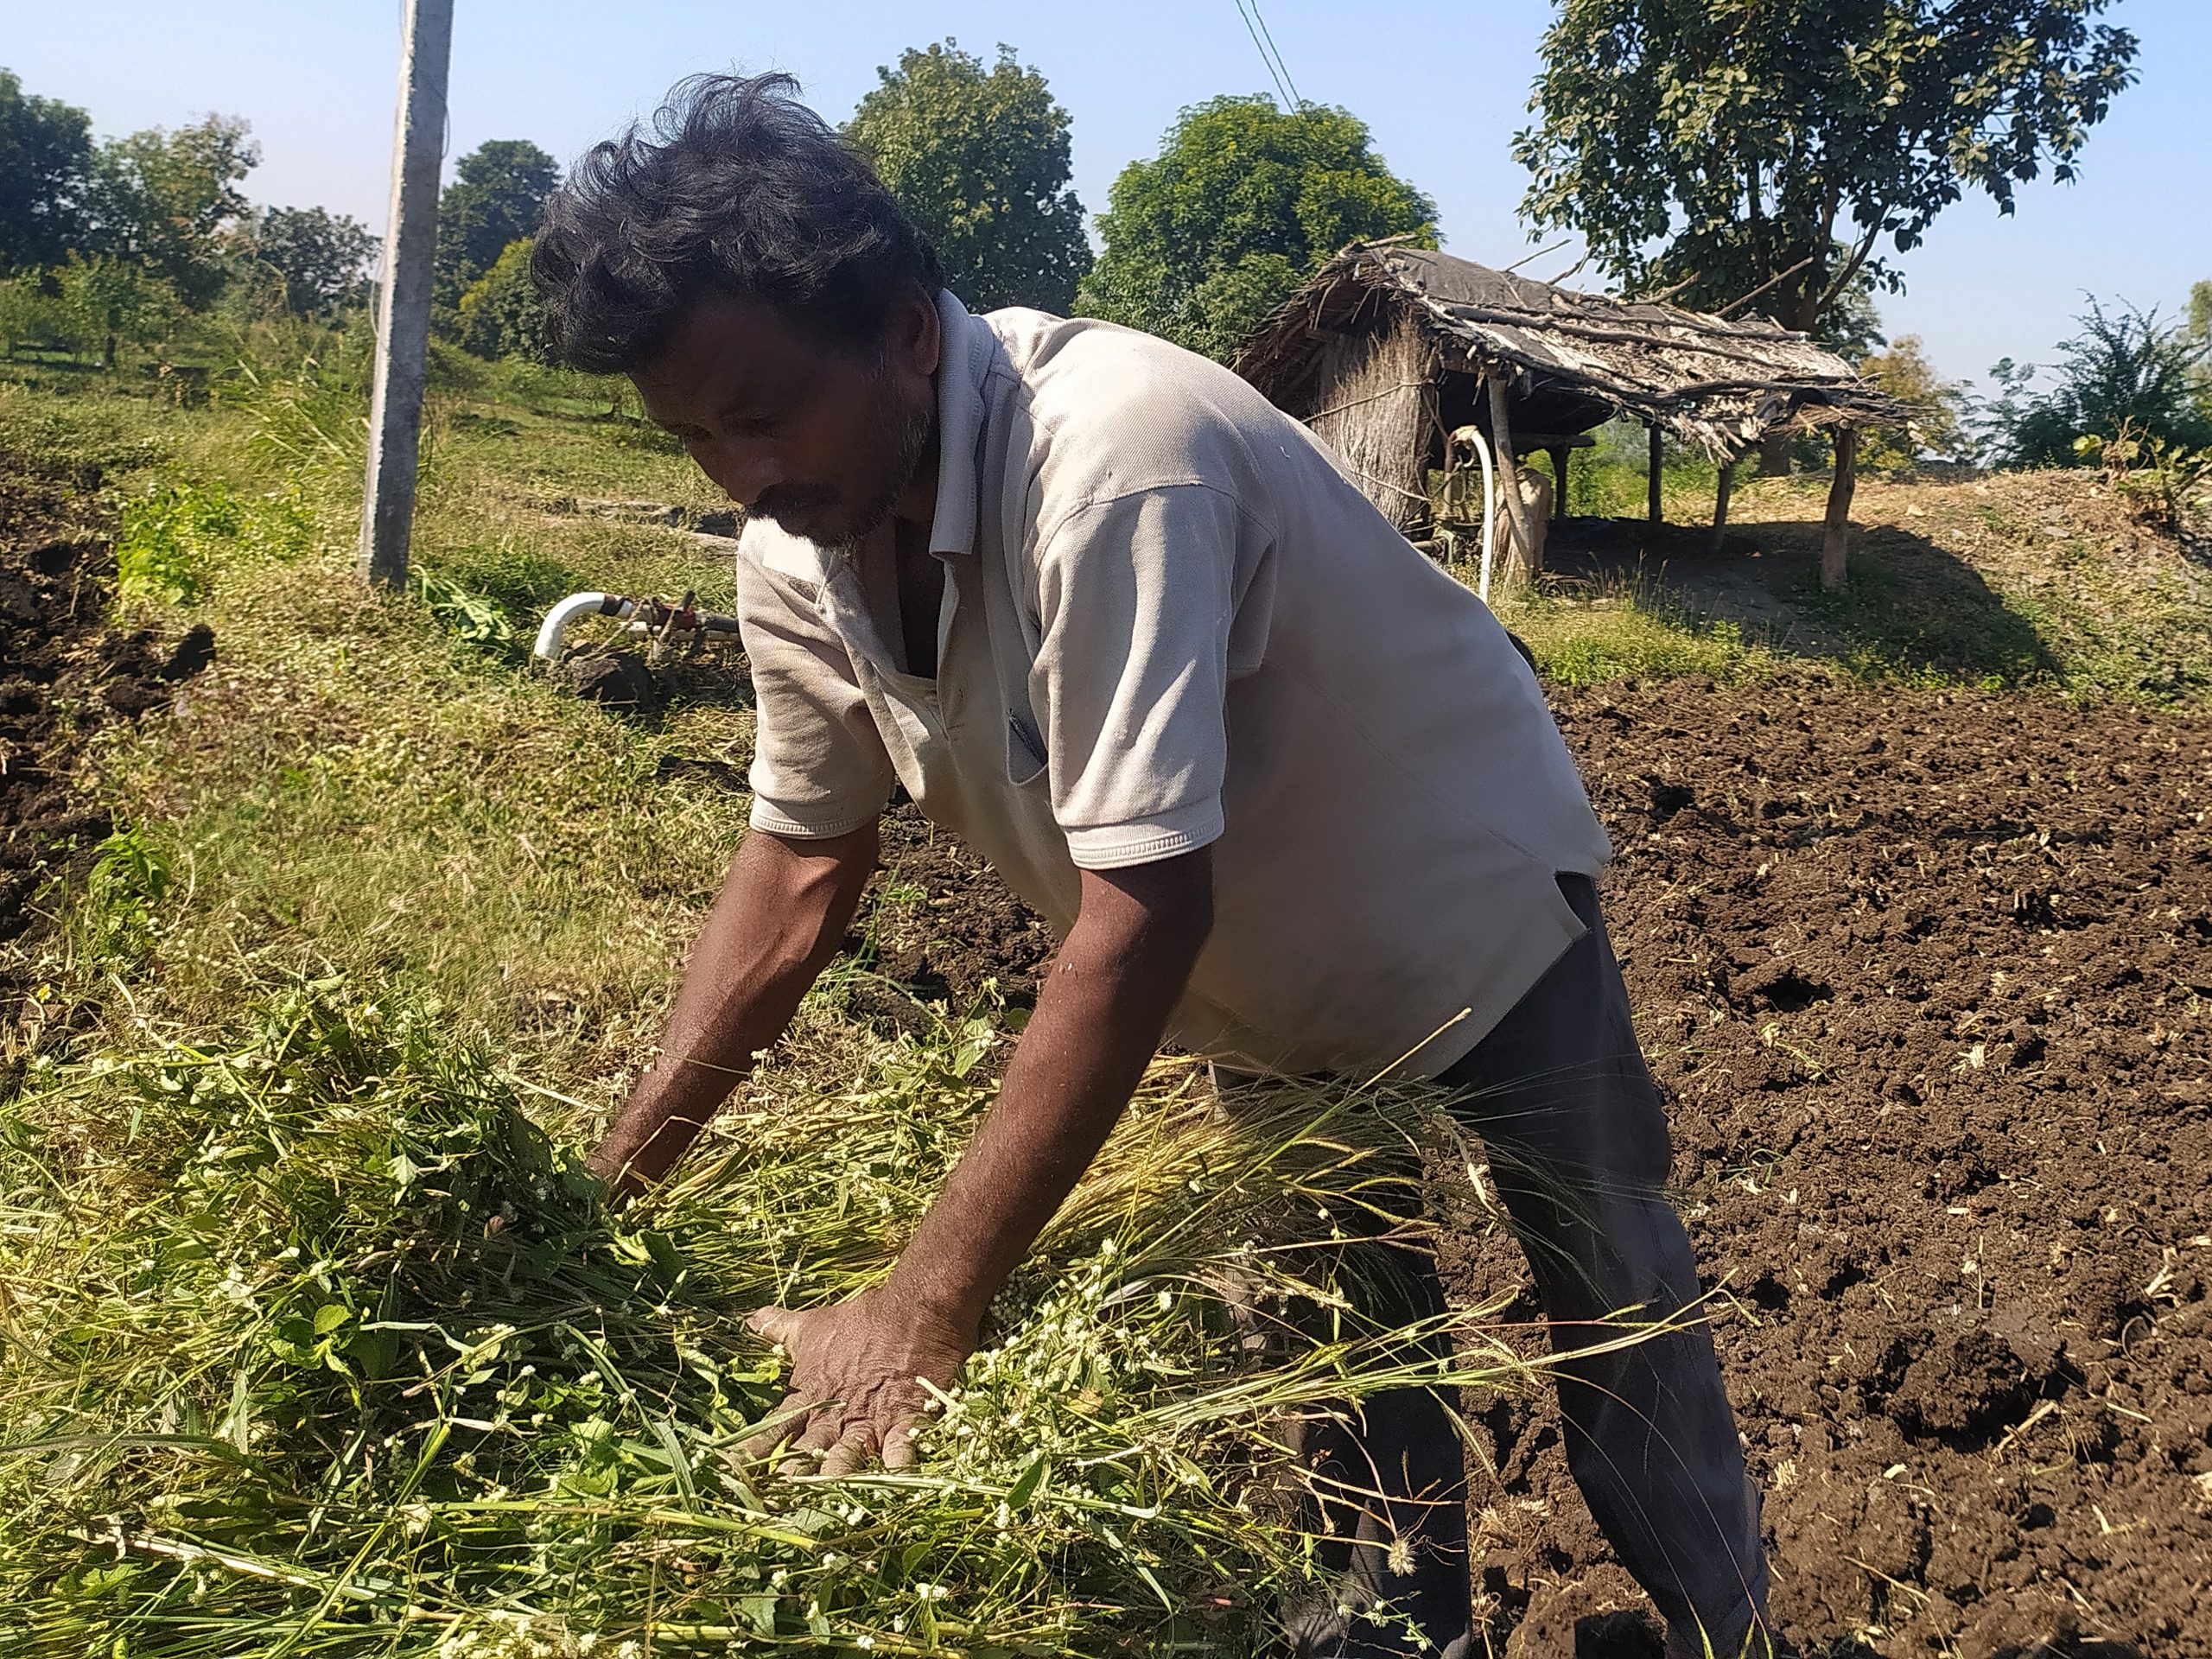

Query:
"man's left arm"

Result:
[[746, 846, 1213, 1475]]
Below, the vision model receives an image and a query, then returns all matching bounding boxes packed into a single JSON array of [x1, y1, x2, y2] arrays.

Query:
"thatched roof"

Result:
[[1236, 244, 1900, 459]]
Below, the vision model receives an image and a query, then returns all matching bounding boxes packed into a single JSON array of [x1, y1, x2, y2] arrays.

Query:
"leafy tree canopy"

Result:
[[844, 41, 1091, 315], [1077, 95, 1436, 362], [89, 113, 259, 308], [1975, 296, 2212, 467], [56, 251, 180, 365], [0, 69, 95, 271], [232, 205, 375, 317], [1515, 0, 2139, 340], [435, 140, 559, 315], [1858, 334, 1967, 469], [456, 238, 547, 362]]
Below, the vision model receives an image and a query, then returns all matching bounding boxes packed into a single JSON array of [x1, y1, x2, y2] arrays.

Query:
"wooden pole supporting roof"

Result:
[[1822, 427, 1859, 591]]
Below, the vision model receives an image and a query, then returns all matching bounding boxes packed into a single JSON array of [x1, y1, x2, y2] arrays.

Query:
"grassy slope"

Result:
[[8, 360, 753, 1100], [1490, 454, 2212, 699]]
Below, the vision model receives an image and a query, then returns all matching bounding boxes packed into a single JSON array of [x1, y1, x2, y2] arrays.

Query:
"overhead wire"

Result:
[[1232, 0, 1303, 110]]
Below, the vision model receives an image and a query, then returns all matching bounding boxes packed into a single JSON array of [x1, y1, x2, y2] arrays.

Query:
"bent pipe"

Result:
[[534, 592, 744, 664], [533, 592, 634, 664]]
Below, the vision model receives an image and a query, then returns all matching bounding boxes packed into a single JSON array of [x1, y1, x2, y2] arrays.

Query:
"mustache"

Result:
[[752, 486, 839, 528]]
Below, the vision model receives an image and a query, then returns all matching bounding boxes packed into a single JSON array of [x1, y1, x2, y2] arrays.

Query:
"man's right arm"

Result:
[[589, 821, 879, 1196]]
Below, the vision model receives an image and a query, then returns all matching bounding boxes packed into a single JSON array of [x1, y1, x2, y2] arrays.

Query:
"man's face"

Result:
[[632, 289, 939, 548]]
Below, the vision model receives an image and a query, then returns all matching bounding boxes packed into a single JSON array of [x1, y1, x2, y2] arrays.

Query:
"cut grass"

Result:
[[0, 982, 1531, 1657]]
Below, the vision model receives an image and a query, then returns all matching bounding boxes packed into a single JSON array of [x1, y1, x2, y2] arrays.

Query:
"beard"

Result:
[[758, 369, 936, 555]]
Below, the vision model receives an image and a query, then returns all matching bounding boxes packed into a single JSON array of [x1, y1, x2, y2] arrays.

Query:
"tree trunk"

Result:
[[1821, 426, 1859, 591], [1757, 285, 1826, 475], [1547, 444, 1571, 520]]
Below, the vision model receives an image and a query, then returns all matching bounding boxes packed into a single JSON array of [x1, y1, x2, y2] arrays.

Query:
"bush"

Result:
[[1858, 335, 1968, 473], [0, 272, 81, 359], [1977, 296, 2212, 467], [455, 238, 547, 362]]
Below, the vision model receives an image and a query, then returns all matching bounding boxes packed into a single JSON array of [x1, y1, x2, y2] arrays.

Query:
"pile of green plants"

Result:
[[1, 988, 1523, 1657]]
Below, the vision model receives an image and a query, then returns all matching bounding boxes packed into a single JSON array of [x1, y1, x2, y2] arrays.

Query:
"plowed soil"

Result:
[[861, 671, 2212, 1657], [1446, 676, 2212, 1658], [0, 447, 209, 1075]]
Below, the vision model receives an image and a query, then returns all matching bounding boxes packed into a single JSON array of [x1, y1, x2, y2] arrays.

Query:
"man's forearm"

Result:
[[594, 823, 877, 1192], [885, 852, 1212, 1336]]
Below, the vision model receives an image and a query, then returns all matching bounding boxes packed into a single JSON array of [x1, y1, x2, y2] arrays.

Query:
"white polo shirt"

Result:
[[734, 291, 1611, 1080]]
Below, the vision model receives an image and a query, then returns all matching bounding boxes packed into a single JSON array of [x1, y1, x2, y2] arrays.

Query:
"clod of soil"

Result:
[[554, 648, 657, 707], [840, 804, 1058, 1035], [1440, 673, 2212, 1657]]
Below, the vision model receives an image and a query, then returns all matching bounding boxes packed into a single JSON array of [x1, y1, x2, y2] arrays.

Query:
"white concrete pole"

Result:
[[358, 0, 455, 586]]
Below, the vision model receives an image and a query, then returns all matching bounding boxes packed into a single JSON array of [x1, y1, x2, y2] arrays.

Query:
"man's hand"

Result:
[[743, 1289, 973, 1476]]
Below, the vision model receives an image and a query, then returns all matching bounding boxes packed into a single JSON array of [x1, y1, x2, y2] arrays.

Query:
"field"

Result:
[[3, 348, 2211, 1656]]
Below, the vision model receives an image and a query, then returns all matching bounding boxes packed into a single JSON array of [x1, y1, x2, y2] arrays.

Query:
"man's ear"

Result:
[[893, 286, 942, 381]]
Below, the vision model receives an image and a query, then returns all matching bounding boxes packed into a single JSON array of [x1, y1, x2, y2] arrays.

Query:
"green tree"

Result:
[[0, 69, 95, 271], [89, 114, 259, 308], [2190, 280, 2211, 344], [232, 204, 375, 316], [1976, 297, 2212, 467], [1857, 334, 1966, 470], [455, 237, 546, 360], [843, 41, 1091, 314], [55, 251, 179, 365], [435, 140, 559, 320], [1077, 95, 1436, 362], [1516, 0, 2139, 344]]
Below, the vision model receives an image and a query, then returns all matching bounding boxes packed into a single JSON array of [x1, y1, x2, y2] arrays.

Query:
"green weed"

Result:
[[411, 566, 521, 656], [115, 483, 240, 604], [76, 825, 175, 963]]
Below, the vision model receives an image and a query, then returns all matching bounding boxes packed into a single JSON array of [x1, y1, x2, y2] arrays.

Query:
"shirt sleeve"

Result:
[[734, 551, 896, 839], [1029, 484, 1254, 871]]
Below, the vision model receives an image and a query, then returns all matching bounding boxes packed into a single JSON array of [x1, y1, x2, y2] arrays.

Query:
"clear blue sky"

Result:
[[8, 1, 2207, 391]]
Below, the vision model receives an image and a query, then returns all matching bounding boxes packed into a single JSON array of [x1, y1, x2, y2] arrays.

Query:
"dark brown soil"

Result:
[[837, 801, 1059, 1033], [854, 670, 2212, 1657], [0, 448, 209, 1070], [1440, 675, 2212, 1658]]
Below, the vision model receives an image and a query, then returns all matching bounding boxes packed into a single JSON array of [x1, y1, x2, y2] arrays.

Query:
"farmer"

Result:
[[534, 74, 1775, 1659]]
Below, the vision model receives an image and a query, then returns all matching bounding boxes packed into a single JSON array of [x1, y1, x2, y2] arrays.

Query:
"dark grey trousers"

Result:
[[1287, 874, 1770, 1656]]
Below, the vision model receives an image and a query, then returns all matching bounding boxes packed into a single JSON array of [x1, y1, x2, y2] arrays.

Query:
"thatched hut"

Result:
[[1234, 243, 1900, 588]]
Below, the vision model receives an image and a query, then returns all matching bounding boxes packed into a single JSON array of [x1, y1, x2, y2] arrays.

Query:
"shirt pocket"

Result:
[[1006, 712, 1048, 787]]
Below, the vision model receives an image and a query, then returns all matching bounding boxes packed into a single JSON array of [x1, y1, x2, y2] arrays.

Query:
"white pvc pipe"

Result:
[[1462, 426, 1499, 603], [533, 592, 633, 663]]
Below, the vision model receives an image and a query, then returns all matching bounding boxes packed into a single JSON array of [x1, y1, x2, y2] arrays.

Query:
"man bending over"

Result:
[[532, 73, 1775, 1659]]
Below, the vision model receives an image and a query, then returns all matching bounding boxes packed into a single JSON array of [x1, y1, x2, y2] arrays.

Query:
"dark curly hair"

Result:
[[532, 73, 943, 373]]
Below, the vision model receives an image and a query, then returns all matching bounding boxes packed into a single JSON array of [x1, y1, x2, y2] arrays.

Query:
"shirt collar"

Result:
[[926, 289, 991, 557]]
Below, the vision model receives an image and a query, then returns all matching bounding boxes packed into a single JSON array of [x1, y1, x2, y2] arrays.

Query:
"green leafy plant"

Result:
[[2078, 422, 2212, 541], [411, 566, 520, 654], [116, 480, 242, 603], [1516, 0, 2139, 343], [78, 825, 175, 962], [844, 41, 1092, 315], [0, 987, 1529, 1657], [1077, 96, 1435, 362]]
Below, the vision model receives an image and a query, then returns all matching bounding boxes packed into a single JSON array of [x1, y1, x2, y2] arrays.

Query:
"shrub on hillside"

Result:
[[1977, 296, 2212, 467]]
